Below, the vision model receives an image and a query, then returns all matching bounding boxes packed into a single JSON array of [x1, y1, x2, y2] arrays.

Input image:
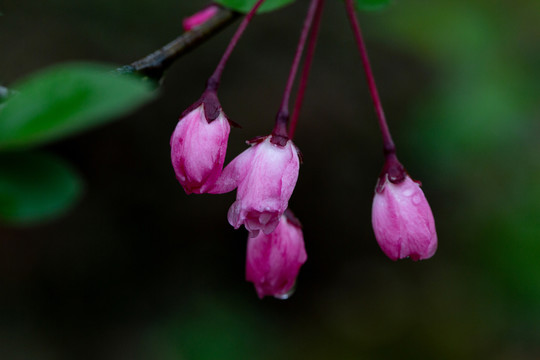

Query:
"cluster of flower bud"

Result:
[[171, 1, 438, 299], [170, 89, 305, 298]]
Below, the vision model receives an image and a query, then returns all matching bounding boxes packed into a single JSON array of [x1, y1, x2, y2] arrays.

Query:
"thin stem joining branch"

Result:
[[344, 0, 395, 155], [121, 6, 240, 80], [3, 6, 242, 101]]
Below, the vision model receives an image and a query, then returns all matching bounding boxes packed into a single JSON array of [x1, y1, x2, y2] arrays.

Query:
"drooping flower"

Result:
[[246, 210, 307, 299], [182, 5, 220, 32], [210, 135, 300, 236], [170, 91, 230, 194], [371, 174, 437, 261]]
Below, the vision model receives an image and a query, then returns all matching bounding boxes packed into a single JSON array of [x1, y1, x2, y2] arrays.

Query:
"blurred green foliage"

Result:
[[0, 62, 155, 224], [354, 0, 391, 11], [215, 0, 393, 13], [0, 63, 155, 150], [0, 152, 82, 224], [215, 0, 297, 13]]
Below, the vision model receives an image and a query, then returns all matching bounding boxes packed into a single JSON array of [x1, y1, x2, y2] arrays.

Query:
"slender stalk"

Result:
[[206, 0, 267, 90], [344, 0, 395, 155], [288, 0, 325, 139], [273, 0, 321, 139]]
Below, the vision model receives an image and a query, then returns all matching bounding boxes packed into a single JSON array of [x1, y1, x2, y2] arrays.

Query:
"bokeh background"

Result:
[[1, 0, 540, 358]]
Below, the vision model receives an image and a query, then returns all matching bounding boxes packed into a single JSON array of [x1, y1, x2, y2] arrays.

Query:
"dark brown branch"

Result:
[[1, 7, 240, 99], [118, 6, 240, 80]]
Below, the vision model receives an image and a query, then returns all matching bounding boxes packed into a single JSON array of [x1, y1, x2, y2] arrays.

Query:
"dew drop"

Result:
[[403, 189, 414, 197], [274, 283, 296, 300], [412, 195, 421, 205]]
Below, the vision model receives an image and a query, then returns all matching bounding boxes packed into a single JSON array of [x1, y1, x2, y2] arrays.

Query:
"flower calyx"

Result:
[[376, 153, 407, 193]]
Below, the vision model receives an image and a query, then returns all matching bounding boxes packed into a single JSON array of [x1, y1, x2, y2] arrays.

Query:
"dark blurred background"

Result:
[[1, 0, 540, 359]]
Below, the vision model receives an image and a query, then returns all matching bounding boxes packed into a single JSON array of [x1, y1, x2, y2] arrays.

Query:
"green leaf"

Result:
[[354, 0, 392, 11], [214, 0, 296, 13], [0, 151, 83, 225], [0, 62, 156, 150]]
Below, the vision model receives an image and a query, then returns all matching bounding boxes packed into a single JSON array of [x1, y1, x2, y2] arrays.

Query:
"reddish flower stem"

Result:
[[273, 0, 322, 139], [344, 0, 395, 156], [288, 0, 325, 140], [206, 0, 266, 91]]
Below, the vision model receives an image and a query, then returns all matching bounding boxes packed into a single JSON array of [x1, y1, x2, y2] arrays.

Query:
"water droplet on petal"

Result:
[[403, 189, 414, 197], [412, 195, 421, 205], [274, 283, 296, 300]]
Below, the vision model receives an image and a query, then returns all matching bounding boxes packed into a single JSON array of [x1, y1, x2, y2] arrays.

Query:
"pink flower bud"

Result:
[[246, 211, 307, 299], [170, 93, 230, 194], [210, 135, 300, 236], [371, 174, 437, 261], [182, 5, 220, 32]]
